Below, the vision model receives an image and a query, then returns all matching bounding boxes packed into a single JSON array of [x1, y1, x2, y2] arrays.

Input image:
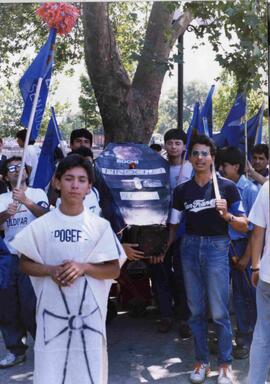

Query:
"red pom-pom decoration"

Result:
[[36, 3, 80, 35]]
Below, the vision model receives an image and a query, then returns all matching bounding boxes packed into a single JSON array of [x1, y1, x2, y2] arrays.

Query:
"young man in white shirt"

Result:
[[11, 154, 125, 384], [155, 129, 193, 335], [0, 156, 49, 368]]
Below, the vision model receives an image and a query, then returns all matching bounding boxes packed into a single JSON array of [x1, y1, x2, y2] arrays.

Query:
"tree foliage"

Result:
[[185, 0, 267, 92]]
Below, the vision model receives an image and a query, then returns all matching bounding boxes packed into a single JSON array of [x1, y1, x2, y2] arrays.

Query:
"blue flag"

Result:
[[200, 85, 215, 137], [221, 93, 246, 134], [213, 104, 264, 156], [238, 104, 264, 158], [185, 102, 200, 160], [19, 28, 56, 141], [212, 132, 226, 147], [33, 107, 61, 190]]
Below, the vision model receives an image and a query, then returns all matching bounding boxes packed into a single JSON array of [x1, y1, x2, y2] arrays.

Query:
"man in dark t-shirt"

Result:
[[168, 135, 248, 384]]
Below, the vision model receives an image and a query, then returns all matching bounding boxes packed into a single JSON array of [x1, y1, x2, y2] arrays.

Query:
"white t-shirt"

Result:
[[169, 161, 193, 190], [11, 208, 126, 384], [248, 181, 270, 283], [56, 187, 102, 216], [0, 187, 48, 253]]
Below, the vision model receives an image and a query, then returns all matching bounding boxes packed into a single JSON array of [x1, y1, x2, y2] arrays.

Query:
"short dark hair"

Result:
[[188, 134, 217, 157], [16, 129, 35, 145], [252, 143, 269, 160], [70, 129, 93, 146], [55, 154, 93, 183], [150, 143, 162, 152], [2, 156, 23, 178], [70, 146, 94, 160], [164, 129, 187, 144], [220, 146, 245, 175]]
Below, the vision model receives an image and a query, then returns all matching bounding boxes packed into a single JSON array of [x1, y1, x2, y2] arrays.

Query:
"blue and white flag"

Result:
[[19, 28, 56, 140], [33, 107, 61, 190]]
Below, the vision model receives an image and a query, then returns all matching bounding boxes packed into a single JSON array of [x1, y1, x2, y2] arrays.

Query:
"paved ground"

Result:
[[0, 307, 262, 384]]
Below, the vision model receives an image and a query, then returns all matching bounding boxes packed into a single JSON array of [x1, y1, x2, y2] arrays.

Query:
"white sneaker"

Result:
[[0, 352, 26, 368], [190, 362, 211, 383], [217, 364, 234, 384]]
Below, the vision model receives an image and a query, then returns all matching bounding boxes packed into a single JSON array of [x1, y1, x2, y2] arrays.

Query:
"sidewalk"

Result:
[[0, 311, 265, 383]]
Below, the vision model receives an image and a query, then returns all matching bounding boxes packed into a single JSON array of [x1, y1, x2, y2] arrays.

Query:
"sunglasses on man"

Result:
[[191, 150, 210, 158], [7, 163, 22, 173]]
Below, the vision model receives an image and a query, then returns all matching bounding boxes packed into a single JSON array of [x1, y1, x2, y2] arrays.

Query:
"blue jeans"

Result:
[[248, 280, 270, 384], [181, 234, 232, 365], [148, 239, 190, 321], [229, 239, 257, 347], [0, 255, 36, 356], [148, 259, 173, 319]]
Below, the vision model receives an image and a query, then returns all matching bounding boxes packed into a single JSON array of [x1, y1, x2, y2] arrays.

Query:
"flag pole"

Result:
[[212, 163, 221, 199], [212, 161, 223, 216], [254, 102, 265, 145], [16, 77, 43, 189]]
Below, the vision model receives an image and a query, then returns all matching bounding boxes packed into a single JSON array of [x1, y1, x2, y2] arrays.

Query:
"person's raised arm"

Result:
[[12, 189, 48, 218]]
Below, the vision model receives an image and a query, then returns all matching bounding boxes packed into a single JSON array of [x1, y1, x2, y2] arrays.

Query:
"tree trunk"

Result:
[[82, 2, 193, 145]]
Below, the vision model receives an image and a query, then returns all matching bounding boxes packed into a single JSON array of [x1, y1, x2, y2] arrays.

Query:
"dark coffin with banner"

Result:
[[95, 143, 170, 257]]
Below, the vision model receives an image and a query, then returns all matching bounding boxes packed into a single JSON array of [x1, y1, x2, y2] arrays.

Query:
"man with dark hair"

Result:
[[0, 156, 49, 368], [16, 129, 40, 186], [157, 128, 192, 336], [164, 128, 192, 187], [219, 146, 258, 359], [248, 143, 269, 187], [169, 135, 248, 384], [70, 129, 93, 150], [11, 154, 125, 384], [149, 143, 162, 154]]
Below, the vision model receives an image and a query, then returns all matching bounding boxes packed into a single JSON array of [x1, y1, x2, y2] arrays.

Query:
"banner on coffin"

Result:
[[95, 143, 170, 226]]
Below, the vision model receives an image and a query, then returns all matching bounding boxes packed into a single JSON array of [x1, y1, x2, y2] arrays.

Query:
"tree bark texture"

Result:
[[82, 2, 193, 144]]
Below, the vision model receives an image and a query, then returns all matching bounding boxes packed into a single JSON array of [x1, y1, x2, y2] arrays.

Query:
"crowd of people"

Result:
[[0, 127, 269, 384]]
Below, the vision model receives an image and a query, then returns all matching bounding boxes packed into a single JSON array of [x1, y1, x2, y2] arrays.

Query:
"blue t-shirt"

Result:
[[171, 176, 245, 236], [229, 174, 258, 240]]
